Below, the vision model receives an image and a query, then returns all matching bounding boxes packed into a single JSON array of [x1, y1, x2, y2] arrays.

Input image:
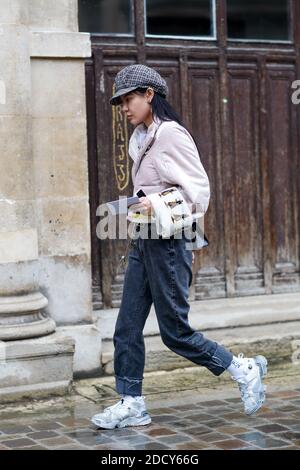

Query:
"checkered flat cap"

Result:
[[110, 64, 168, 105]]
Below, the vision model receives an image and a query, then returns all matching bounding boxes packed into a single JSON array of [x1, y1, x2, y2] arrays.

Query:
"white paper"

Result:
[[106, 196, 140, 215]]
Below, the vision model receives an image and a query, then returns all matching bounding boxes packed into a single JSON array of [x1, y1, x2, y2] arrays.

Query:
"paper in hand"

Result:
[[105, 189, 146, 215], [106, 195, 140, 214]]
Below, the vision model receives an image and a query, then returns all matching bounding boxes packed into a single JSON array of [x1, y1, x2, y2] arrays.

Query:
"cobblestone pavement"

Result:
[[0, 364, 300, 450]]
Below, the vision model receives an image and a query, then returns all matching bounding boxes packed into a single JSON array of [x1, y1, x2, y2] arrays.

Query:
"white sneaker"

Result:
[[91, 397, 151, 429], [232, 354, 268, 416]]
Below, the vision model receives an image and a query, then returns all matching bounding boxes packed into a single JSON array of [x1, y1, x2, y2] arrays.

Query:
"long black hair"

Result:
[[131, 87, 200, 153], [131, 87, 184, 126]]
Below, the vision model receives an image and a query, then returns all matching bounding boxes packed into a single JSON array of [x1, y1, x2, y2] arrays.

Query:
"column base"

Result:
[[0, 292, 56, 340]]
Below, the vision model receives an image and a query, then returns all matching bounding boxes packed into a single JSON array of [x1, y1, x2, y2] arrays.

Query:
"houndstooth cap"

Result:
[[110, 64, 168, 106]]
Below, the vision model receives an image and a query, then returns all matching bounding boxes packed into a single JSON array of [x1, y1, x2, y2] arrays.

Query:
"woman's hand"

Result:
[[128, 197, 152, 215], [137, 197, 152, 215], [192, 251, 195, 264]]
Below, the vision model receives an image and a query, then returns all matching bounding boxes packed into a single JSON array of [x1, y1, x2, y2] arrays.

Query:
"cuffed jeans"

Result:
[[113, 232, 233, 396]]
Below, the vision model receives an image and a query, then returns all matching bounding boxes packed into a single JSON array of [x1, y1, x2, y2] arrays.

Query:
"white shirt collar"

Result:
[[129, 117, 163, 162]]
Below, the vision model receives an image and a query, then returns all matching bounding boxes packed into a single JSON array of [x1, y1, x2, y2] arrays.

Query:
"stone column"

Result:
[[0, 1, 100, 394], [0, 0, 55, 340], [27, 0, 101, 378]]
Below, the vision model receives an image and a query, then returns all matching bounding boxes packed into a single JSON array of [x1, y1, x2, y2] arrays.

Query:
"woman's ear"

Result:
[[146, 87, 154, 103]]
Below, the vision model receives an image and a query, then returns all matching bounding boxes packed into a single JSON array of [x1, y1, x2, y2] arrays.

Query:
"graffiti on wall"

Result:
[[112, 84, 129, 191]]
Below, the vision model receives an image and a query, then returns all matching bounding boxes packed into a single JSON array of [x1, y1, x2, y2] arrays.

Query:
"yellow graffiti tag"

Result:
[[112, 84, 129, 191]]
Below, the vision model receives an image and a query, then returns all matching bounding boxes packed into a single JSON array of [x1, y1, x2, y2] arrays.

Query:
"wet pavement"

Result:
[[0, 363, 300, 450]]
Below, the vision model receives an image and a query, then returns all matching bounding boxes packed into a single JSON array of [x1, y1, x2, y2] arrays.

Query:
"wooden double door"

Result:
[[85, 3, 300, 309]]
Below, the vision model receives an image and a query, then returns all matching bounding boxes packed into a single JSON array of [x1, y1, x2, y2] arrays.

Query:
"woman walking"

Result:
[[91, 64, 267, 430]]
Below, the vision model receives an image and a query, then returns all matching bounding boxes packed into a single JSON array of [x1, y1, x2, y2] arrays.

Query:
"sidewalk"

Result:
[[0, 362, 300, 450]]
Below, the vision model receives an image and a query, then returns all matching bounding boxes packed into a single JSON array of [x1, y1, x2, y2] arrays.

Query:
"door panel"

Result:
[[229, 67, 264, 295], [189, 66, 227, 299], [267, 66, 300, 291]]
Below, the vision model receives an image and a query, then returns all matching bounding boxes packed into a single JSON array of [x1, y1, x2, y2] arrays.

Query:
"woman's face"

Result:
[[119, 88, 154, 126]]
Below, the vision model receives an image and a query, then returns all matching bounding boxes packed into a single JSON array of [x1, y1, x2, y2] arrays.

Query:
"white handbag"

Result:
[[146, 187, 193, 238]]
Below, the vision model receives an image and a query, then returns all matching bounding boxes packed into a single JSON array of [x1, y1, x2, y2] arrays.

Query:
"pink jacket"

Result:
[[128, 117, 210, 216]]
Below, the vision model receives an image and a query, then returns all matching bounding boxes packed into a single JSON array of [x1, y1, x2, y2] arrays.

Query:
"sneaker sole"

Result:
[[245, 355, 268, 416], [91, 415, 151, 430], [117, 415, 152, 429]]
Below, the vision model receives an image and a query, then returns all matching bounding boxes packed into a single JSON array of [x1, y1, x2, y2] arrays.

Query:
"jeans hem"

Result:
[[207, 344, 233, 376], [115, 375, 143, 396]]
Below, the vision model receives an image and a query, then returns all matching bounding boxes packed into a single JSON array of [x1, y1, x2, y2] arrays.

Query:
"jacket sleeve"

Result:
[[153, 124, 210, 215]]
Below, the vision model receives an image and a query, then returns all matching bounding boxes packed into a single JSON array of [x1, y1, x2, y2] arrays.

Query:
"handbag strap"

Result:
[[134, 122, 162, 178]]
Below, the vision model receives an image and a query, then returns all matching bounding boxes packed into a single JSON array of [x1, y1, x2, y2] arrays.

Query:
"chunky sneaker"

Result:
[[91, 397, 151, 429], [232, 354, 268, 416]]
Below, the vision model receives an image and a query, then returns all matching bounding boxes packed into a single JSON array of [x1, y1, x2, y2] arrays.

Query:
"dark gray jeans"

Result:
[[113, 231, 233, 396]]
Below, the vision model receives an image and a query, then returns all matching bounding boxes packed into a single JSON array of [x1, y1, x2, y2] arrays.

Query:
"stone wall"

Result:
[[0, 0, 92, 324]]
